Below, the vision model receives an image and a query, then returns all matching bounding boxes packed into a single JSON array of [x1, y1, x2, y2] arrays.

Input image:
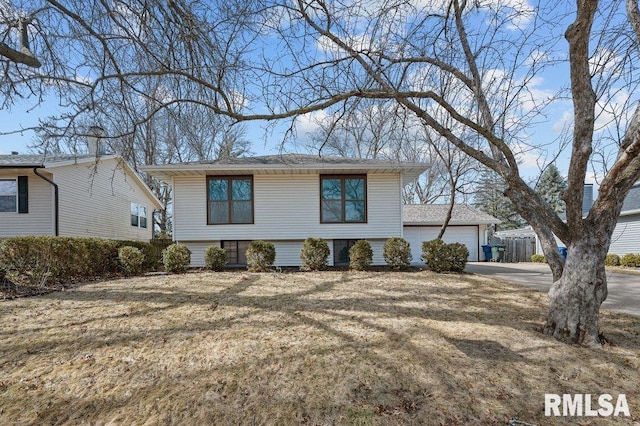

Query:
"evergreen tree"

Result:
[[473, 169, 526, 230], [535, 164, 567, 214]]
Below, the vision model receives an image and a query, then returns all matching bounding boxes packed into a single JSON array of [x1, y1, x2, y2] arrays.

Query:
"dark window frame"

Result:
[[222, 240, 251, 266], [320, 174, 367, 224], [207, 175, 255, 225]]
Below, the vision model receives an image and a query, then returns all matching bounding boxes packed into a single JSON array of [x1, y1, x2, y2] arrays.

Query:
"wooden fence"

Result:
[[150, 238, 173, 261], [491, 237, 537, 263]]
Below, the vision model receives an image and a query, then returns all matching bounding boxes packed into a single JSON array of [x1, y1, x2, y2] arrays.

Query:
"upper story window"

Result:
[[207, 176, 253, 225], [0, 179, 17, 212], [131, 203, 147, 228], [320, 175, 367, 223]]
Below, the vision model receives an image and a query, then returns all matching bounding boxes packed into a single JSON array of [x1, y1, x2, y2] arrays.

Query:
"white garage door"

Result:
[[403, 225, 479, 263]]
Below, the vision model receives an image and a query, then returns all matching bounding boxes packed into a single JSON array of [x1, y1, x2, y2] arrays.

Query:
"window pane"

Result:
[[223, 241, 238, 264], [232, 179, 251, 201], [322, 200, 342, 222], [238, 241, 250, 265], [130, 203, 138, 216], [0, 196, 17, 212], [334, 240, 354, 265], [209, 201, 229, 223], [0, 187, 16, 212], [140, 216, 147, 228], [209, 179, 229, 201], [131, 214, 139, 227], [345, 178, 365, 200], [231, 200, 252, 223], [0, 180, 16, 197], [322, 178, 342, 200], [345, 201, 366, 222]]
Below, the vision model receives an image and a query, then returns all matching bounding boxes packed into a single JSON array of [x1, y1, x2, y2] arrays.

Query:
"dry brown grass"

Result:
[[0, 270, 639, 425]]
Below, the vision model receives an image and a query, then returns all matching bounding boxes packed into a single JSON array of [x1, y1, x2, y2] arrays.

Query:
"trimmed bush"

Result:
[[349, 240, 373, 271], [421, 239, 469, 273], [205, 246, 227, 271], [118, 246, 145, 276], [531, 254, 547, 263], [421, 239, 450, 273], [300, 238, 330, 271], [447, 242, 469, 272], [162, 243, 192, 273], [605, 253, 621, 267], [116, 240, 158, 270], [246, 240, 276, 272], [383, 237, 412, 270], [620, 253, 640, 268]]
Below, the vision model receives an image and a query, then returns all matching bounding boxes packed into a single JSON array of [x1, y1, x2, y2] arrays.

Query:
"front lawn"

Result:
[[0, 271, 638, 424]]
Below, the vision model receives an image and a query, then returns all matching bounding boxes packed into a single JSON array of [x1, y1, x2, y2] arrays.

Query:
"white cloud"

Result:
[[589, 48, 622, 77], [595, 89, 629, 134], [294, 110, 328, 136], [512, 141, 543, 170], [552, 110, 573, 134], [479, 0, 535, 30]]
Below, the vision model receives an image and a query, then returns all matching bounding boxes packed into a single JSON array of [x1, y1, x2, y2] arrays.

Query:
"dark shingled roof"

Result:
[[403, 204, 500, 225], [169, 153, 406, 166], [141, 153, 429, 185], [0, 154, 95, 167]]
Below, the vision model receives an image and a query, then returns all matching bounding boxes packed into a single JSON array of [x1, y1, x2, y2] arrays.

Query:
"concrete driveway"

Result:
[[465, 262, 640, 317]]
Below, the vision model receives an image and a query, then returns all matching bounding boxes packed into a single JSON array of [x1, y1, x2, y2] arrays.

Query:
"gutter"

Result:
[[33, 167, 59, 236]]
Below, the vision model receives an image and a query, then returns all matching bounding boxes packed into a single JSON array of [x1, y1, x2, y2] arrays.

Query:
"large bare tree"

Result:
[[2, 0, 640, 346]]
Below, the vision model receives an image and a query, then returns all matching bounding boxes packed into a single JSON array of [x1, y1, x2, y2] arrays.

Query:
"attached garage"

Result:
[[403, 204, 500, 263]]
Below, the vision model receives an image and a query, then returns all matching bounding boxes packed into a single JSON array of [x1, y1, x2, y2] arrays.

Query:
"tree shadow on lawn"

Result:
[[3, 271, 640, 424], [28, 271, 548, 335]]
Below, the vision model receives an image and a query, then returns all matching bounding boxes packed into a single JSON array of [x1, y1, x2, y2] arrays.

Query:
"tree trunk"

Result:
[[544, 238, 608, 347]]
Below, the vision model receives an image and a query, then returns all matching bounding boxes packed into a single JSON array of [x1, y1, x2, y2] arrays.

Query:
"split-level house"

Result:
[[142, 154, 496, 267]]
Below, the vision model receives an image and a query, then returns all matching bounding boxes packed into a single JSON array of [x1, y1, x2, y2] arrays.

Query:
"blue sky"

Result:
[[1, 0, 631, 189]]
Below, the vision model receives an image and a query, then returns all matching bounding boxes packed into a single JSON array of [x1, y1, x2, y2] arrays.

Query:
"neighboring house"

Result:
[[141, 154, 427, 267], [402, 204, 500, 262], [0, 151, 162, 241], [609, 181, 640, 255]]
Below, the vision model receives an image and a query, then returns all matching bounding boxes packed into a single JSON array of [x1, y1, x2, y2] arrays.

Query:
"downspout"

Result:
[[33, 167, 59, 236]]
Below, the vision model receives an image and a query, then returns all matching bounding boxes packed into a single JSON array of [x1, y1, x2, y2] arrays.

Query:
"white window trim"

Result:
[[130, 202, 148, 228]]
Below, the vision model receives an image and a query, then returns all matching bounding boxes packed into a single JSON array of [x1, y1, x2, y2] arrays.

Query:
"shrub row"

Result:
[[198, 237, 466, 273], [532, 252, 640, 268], [0, 236, 158, 287], [620, 253, 640, 268]]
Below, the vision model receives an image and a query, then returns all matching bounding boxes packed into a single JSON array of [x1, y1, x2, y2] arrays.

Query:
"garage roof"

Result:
[[403, 204, 500, 226]]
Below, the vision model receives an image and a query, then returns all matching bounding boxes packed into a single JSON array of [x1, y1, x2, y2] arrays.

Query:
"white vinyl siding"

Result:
[[0, 171, 54, 237], [609, 213, 640, 255], [54, 158, 154, 241], [173, 173, 402, 242], [403, 225, 481, 263]]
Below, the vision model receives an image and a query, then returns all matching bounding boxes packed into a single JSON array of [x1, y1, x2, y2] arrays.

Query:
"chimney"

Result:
[[11, 151, 19, 155], [86, 125, 106, 156], [582, 183, 594, 216]]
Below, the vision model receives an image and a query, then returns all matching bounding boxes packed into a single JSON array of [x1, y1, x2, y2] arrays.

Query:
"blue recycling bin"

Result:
[[482, 245, 492, 262], [558, 247, 567, 260]]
